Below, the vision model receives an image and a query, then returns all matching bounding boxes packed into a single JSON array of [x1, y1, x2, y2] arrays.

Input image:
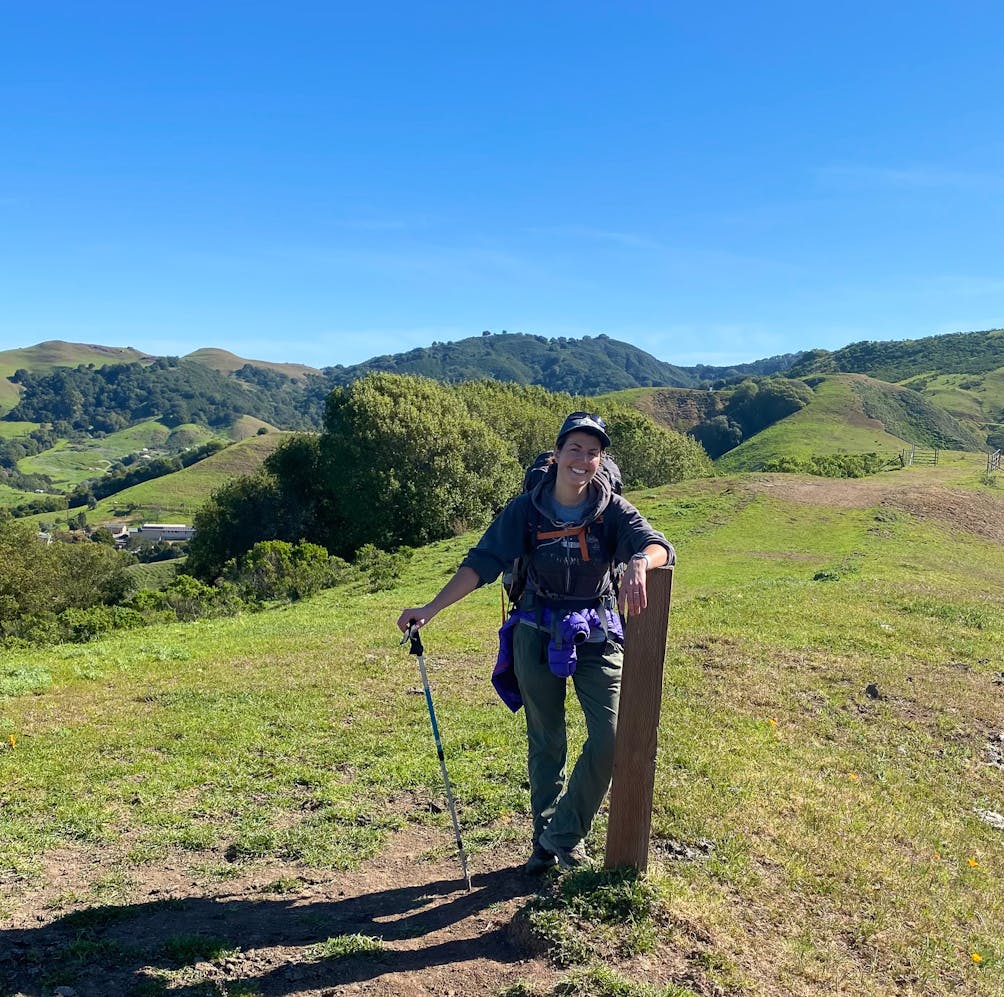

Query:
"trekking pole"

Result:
[[401, 621, 472, 891]]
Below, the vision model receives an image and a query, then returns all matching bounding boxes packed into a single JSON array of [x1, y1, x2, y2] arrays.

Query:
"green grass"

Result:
[[18, 432, 285, 528], [2, 467, 1004, 995], [305, 933, 386, 959], [88, 433, 284, 522], [0, 483, 38, 507], [17, 420, 221, 490], [0, 419, 41, 438], [0, 377, 21, 415], [124, 559, 181, 591], [910, 366, 1004, 443]]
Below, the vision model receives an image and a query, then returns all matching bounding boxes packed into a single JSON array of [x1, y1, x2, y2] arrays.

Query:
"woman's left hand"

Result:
[[618, 558, 648, 617]]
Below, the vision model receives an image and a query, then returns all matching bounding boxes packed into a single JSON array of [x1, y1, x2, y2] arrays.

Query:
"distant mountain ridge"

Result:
[[790, 328, 1004, 381], [0, 335, 801, 422], [322, 332, 800, 393], [2, 328, 1003, 455]]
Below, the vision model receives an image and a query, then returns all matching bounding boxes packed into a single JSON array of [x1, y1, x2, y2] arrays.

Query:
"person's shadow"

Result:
[[2, 863, 547, 996]]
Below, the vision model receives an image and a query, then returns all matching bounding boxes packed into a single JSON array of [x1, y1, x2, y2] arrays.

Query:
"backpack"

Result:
[[502, 452, 623, 613]]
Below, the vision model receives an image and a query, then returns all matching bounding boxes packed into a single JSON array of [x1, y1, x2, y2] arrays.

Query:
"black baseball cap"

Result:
[[556, 411, 610, 448]]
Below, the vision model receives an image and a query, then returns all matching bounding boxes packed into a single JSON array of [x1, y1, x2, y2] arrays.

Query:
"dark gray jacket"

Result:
[[461, 466, 674, 611]]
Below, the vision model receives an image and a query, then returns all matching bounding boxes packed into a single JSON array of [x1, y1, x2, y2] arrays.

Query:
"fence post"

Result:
[[604, 565, 674, 872]]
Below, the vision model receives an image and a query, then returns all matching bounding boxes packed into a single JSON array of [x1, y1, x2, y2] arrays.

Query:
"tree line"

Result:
[[789, 328, 1004, 381], [5, 358, 329, 432], [0, 519, 394, 649], [323, 331, 802, 394], [687, 377, 815, 458], [186, 374, 713, 579]]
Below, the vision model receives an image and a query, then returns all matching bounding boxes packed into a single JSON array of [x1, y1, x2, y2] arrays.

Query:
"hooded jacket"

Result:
[[460, 464, 674, 612]]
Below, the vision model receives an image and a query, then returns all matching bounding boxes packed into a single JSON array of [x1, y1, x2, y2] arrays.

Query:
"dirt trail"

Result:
[[2, 826, 562, 997], [749, 473, 1004, 545]]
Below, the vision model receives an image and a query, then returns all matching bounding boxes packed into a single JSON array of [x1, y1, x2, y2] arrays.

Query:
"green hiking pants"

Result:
[[512, 621, 623, 850]]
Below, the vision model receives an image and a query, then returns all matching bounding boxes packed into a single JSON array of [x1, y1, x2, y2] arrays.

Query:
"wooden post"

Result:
[[604, 565, 674, 872]]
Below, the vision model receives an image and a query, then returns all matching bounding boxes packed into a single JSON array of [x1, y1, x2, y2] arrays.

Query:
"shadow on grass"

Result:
[[1, 863, 540, 996]]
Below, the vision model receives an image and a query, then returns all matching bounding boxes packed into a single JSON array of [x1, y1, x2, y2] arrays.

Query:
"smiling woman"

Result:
[[397, 410, 674, 873]]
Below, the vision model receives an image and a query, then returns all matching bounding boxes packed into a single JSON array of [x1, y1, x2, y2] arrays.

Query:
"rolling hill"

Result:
[[712, 377, 909, 471], [0, 341, 156, 414], [323, 331, 800, 394], [2, 327, 1001, 519], [17, 420, 222, 490], [613, 374, 986, 474], [790, 328, 1004, 449], [85, 431, 287, 524], [184, 347, 321, 382]]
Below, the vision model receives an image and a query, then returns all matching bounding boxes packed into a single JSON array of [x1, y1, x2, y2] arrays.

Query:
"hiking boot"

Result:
[[538, 831, 589, 870], [525, 842, 557, 874]]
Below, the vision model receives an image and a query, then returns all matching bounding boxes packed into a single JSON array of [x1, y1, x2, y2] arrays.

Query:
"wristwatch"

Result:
[[630, 552, 651, 570]]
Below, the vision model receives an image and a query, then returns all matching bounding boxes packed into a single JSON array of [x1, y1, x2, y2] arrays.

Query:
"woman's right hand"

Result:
[[397, 606, 435, 633]]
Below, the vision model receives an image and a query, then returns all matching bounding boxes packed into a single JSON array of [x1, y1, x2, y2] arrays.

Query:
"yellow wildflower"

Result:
[[848, 773, 860, 781], [972, 952, 983, 964], [968, 857, 979, 868], [7, 735, 13, 749]]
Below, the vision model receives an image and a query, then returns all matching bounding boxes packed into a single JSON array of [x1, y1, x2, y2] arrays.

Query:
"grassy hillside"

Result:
[[716, 375, 910, 471], [2, 460, 1002, 995], [905, 367, 1004, 447], [17, 421, 221, 490], [86, 431, 287, 525], [0, 340, 152, 372], [0, 420, 40, 439], [587, 386, 722, 434], [638, 386, 723, 433], [16, 432, 284, 529], [850, 376, 986, 450], [230, 414, 279, 439], [0, 484, 36, 507]]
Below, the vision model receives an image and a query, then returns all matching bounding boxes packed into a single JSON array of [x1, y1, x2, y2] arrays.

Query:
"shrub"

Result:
[[354, 544, 412, 592], [602, 408, 713, 486], [164, 575, 243, 622], [57, 605, 146, 642], [320, 374, 522, 555], [761, 453, 887, 478], [224, 540, 351, 602]]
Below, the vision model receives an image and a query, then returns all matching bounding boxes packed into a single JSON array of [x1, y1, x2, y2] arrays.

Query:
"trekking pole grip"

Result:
[[406, 619, 424, 656]]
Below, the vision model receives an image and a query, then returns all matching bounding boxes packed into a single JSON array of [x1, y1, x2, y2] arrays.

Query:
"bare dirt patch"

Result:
[[2, 826, 566, 997], [747, 474, 1004, 545]]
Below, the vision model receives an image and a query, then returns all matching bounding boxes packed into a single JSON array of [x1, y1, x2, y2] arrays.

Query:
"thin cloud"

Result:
[[927, 274, 1004, 296], [528, 225, 800, 278], [526, 224, 663, 251], [817, 163, 1004, 192]]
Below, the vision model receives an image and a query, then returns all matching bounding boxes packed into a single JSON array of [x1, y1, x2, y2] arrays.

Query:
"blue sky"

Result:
[[3, 2, 1003, 370]]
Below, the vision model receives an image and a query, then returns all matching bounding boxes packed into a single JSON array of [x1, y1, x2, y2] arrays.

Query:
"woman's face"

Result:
[[554, 431, 603, 491]]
